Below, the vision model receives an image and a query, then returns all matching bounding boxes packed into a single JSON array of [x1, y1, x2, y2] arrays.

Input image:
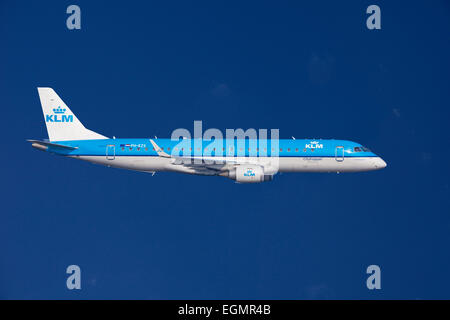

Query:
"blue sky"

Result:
[[1, 0, 450, 299]]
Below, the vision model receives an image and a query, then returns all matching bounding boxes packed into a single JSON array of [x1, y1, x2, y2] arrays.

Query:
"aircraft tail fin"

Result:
[[37, 87, 108, 141]]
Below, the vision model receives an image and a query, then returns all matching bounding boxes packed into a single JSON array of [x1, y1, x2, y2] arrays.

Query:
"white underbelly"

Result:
[[74, 155, 171, 172], [278, 157, 378, 172], [72, 155, 379, 173]]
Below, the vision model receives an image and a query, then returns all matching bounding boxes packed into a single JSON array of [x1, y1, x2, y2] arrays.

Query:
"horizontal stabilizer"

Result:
[[27, 139, 78, 150]]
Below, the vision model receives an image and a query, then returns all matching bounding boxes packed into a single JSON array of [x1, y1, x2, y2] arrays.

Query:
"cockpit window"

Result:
[[361, 146, 371, 152], [354, 147, 362, 152]]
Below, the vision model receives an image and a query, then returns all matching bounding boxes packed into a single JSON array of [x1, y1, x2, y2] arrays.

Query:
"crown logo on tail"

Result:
[[53, 106, 66, 114]]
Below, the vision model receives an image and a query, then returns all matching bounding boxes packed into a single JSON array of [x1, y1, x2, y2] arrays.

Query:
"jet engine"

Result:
[[224, 165, 273, 183]]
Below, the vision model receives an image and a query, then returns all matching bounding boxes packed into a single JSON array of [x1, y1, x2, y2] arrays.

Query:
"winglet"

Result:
[[149, 139, 171, 158]]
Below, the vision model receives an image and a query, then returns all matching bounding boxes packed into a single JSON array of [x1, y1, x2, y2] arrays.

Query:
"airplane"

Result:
[[28, 88, 387, 183]]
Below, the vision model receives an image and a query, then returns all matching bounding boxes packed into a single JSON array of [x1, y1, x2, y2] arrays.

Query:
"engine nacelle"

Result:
[[227, 165, 273, 183]]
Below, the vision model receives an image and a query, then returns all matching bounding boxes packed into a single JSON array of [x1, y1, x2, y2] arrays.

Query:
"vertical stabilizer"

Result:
[[37, 87, 108, 141]]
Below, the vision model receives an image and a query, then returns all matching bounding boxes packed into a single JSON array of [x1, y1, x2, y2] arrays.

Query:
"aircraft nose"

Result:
[[374, 157, 387, 169]]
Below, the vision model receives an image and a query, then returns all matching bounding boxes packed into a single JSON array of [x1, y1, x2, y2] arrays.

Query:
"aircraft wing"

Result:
[[149, 139, 277, 176]]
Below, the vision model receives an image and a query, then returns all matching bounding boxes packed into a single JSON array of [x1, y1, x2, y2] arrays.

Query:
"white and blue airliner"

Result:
[[28, 88, 387, 183]]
